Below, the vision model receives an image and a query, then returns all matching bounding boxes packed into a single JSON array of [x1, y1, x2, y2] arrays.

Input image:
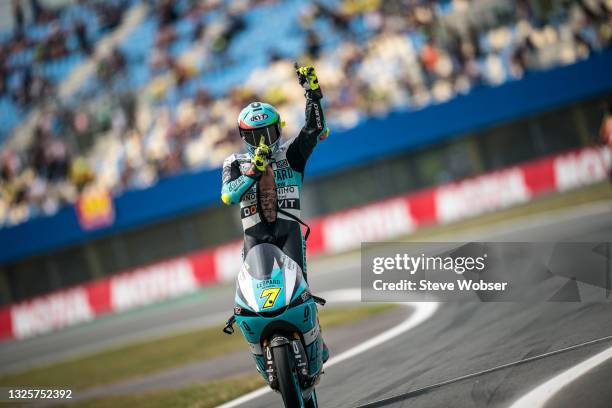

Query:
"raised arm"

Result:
[[286, 65, 330, 173]]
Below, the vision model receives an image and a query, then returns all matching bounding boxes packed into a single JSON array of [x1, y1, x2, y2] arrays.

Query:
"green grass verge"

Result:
[[0, 304, 396, 391], [60, 374, 265, 408]]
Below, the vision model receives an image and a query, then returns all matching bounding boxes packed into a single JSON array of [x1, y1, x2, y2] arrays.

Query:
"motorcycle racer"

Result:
[[221, 64, 330, 363]]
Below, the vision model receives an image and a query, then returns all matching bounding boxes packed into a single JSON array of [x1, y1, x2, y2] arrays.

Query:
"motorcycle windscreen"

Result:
[[236, 243, 304, 312]]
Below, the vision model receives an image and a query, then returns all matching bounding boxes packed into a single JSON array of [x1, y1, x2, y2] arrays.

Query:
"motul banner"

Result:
[[321, 197, 416, 253], [110, 259, 198, 311], [435, 168, 531, 224], [10, 287, 95, 339]]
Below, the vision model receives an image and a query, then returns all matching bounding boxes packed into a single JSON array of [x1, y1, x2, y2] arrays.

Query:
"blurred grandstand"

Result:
[[1, 0, 611, 228]]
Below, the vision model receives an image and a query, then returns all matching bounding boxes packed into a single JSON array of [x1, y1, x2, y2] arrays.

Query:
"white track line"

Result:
[[509, 345, 612, 408], [217, 289, 439, 408]]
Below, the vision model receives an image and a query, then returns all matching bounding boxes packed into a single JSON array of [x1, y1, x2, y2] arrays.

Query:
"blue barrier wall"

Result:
[[2, 50, 612, 264]]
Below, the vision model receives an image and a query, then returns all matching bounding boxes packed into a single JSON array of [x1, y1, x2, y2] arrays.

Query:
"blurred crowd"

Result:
[[1, 0, 611, 227], [0, 0, 129, 109]]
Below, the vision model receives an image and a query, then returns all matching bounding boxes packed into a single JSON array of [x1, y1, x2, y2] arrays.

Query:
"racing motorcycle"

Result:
[[223, 243, 325, 407]]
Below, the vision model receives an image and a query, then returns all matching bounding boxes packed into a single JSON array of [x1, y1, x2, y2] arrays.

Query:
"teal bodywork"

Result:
[[233, 244, 323, 382]]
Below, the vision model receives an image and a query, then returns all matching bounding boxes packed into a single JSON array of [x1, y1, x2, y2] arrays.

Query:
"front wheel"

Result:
[[305, 389, 318, 408], [273, 345, 304, 408]]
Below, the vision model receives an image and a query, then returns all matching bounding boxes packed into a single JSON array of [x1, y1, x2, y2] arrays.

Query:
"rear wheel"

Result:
[[273, 345, 304, 408]]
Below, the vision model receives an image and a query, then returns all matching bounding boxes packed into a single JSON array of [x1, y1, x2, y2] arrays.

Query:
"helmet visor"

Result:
[[239, 123, 281, 148]]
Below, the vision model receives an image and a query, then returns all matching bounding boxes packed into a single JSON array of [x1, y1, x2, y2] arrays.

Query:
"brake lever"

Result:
[[312, 295, 326, 306], [222, 315, 235, 335]]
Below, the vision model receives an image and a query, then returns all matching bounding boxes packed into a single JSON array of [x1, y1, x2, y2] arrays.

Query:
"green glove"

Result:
[[252, 142, 270, 172], [295, 63, 323, 98]]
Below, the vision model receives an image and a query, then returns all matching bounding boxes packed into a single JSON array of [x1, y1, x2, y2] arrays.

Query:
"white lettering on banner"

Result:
[[436, 169, 530, 224], [111, 259, 196, 311], [323, 199, 415, 253], [11, 288, 94, 339], [554, 147, 611, 192], [214, 242, 243, 282]]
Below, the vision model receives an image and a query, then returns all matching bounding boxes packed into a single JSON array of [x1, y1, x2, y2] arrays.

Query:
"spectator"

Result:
[[98, 1, 124, 32], [420, 38, 440, 86], [75, 21, 92, 55], [305, 30, 322, 59], [157, 0, 178, 28], [36, 23, 68, 61], [29, 0, 43, 23], [70, 157, 94, 192], [97, 48, 127, 83], [12, 0, 25, 35]]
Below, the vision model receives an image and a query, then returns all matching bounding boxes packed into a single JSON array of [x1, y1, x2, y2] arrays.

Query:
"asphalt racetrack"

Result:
[[1, 200, 612, 408]]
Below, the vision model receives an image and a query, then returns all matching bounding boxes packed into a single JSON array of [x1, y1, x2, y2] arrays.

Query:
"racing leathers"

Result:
[[221, 90, 328, 280]]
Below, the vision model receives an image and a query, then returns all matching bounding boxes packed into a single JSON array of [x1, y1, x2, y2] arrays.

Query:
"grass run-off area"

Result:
[[0, 303, 397, 392], [64, 374, 265, 408]]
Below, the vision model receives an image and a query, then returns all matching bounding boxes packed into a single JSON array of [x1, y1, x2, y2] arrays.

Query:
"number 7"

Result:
[[260, 287, 281, 308]]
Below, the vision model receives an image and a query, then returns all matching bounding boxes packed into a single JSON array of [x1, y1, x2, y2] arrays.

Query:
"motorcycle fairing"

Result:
[[235, 243, 306, 313], [234, 243, 323, 382]]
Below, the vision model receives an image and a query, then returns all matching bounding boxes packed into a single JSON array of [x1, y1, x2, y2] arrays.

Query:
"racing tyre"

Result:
[[273, 345, 303, 408]]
